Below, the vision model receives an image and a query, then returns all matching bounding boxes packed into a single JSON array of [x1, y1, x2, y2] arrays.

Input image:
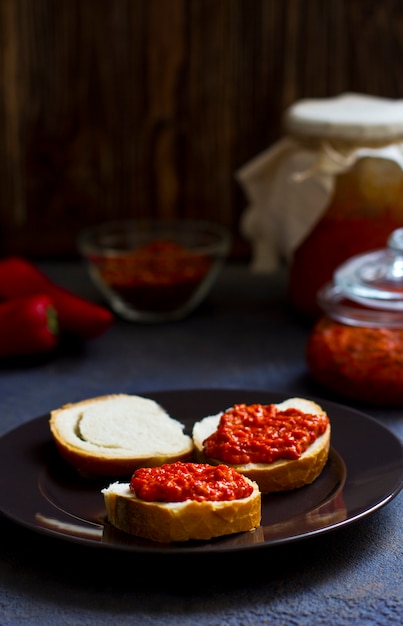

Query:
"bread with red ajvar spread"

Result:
[[102, 461, 261, 542], [192, 397, 331, 494], [49, 394, 194, 477]]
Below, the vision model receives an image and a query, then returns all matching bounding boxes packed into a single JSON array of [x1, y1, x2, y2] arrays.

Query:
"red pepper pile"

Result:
[[0, 257, 114, 358]]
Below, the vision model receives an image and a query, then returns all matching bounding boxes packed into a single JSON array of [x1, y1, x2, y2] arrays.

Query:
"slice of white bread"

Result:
[[192, 397, 331, 494], [102, 470, 261, 542], [49, 394, 194, 477]]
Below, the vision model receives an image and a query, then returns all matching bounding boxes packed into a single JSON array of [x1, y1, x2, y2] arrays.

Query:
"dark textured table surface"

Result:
[[0, 262, 402, 626]]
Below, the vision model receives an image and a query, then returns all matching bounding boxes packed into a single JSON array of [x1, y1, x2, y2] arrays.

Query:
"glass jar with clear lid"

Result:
[[285, 93, 403, 319], [307, 229, 403, 406]]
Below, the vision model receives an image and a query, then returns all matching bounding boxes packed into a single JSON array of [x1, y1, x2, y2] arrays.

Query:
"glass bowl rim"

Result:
[[77, 219, 232, 257]]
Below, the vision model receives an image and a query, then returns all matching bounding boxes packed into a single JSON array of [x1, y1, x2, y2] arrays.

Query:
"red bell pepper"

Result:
[[0, 294, 59, 357], [0, 257, 113, 339]]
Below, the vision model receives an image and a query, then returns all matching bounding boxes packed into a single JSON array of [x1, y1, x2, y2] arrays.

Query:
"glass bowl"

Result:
[[77, 219, 232, 322]]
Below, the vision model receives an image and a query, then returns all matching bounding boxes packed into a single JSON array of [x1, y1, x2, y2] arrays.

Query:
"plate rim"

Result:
[[0, 388, 402, 556]]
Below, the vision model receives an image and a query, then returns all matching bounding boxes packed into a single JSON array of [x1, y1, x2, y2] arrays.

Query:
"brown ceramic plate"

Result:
[[0, 389, 402, 555]]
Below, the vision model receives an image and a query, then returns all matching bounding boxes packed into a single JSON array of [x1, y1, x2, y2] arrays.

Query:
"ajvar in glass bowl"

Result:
[[77, 219, 231, 322]]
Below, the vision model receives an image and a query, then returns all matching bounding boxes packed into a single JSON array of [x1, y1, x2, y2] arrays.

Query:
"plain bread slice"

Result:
[[49, 394, 194, 477]]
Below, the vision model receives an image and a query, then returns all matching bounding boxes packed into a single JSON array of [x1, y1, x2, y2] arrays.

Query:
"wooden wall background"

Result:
[[1, 0, 403, 260]]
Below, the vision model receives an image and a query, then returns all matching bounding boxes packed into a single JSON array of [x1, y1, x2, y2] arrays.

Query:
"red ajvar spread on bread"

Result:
[[203, 403, 329, 465], [130, 461, 254, 502]]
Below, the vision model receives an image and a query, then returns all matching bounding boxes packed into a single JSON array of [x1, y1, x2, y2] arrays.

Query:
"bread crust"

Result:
[[49, 394, 194, 477], [102, 478, 261, 542], [192, 397, 331, 493]]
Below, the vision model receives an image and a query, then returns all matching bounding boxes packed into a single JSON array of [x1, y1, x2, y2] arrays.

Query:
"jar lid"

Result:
[[318, 229, 403, 328], [285, 93, 403, 142]]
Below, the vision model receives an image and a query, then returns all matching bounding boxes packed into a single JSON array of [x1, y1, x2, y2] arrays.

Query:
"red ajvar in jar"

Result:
[[307, 316, 403, 406], [289, 157, 403, 319], [284, 94, 403, 320], [307, 229, 403, 406]]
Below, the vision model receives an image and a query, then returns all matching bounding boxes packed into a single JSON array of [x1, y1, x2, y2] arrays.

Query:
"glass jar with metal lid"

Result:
[[285, 93, 403, 319], [307, 229, 403, 406]]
